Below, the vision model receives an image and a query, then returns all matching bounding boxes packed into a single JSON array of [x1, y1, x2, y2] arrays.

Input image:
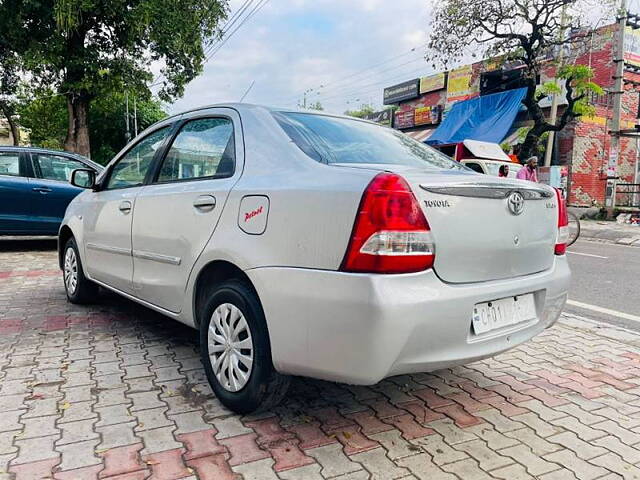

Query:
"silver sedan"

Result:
[[58, 104, 570, 413]]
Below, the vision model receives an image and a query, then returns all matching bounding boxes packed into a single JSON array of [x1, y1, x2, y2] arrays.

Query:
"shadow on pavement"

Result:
[[0, 236, 57, 252]]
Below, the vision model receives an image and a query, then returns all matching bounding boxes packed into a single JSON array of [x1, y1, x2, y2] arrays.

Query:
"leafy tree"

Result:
[[16, 92, 67, 149], [427, 0, 606, 159], [89, 93, 167, 165], [344, 103, 376, 118], [18, 90, 167, 164], [307, 101, 324, 111], [0, 0, 228, 157]]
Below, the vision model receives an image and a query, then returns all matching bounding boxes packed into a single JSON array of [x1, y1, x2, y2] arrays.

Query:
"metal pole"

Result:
[[125, 91, 131, 142], [544, 4, 568, 167], [133, 96, 138, 137], [608, 0, 627, 210]]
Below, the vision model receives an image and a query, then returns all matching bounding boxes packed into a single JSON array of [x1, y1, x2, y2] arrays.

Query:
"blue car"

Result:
[[0, 146, 103, 235]]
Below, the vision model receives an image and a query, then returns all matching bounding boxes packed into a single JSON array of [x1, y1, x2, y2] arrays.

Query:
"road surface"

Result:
[[566, 238, 640, 330]]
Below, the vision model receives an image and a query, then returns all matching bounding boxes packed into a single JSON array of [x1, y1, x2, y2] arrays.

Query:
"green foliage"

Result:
[[307, 101, 324, 111], [0, 0, 228, 153], [16, 92, 67, 149], [344, 103, 376, 118], [17, 90, 167, 164], [89, 93, 167, 165]]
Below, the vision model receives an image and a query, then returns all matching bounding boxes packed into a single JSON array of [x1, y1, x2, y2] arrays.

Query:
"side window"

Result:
[[32, 154, 86, 182], [106, 127, 170, 190], [465, 162, 485, 174], [0, 153, 20, 176], [157, 117, 234, 182]]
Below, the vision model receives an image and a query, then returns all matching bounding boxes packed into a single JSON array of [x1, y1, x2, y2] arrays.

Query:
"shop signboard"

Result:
[[393, 109, 415, 129], [383, 79, 420, 105], [419, 73, 446, 94], [625, 26, 640, 68], [414, 105, 442, 126], [364, 110, 392, 125], [446, 64, 477, 103]]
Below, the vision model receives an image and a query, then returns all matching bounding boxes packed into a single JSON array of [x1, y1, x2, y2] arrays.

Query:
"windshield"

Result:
[[485, 162, 522, 176], [274, 111, 464, 171]]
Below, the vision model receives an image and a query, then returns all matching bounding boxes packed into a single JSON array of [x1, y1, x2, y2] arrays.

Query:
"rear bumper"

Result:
[[247, 256, 570, 385]]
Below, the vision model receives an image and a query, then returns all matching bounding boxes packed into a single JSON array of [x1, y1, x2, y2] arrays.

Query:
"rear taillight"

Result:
[[555, 188, 569, 255], [340, 173, 435, 274]]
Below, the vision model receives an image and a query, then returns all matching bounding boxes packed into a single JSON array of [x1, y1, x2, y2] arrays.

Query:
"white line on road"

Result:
[[567, 299, 640, 322], [567, 251, 608, 259]]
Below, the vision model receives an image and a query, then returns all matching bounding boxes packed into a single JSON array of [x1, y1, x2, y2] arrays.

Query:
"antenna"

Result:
[[239, 80, 256, 102]]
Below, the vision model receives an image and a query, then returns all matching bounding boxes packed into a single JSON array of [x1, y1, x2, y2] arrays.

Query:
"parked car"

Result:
[[0, 146, 103, 235], [58, 104, 570, 413]]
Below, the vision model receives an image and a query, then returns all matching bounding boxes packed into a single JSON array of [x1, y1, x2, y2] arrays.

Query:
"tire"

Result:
[[567, 211, 581, 247], [63, 237, 98, 304], [199, 279, 290, 414]]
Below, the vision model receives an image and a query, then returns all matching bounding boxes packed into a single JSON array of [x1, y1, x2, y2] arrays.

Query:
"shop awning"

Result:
[[426, 87, 527, 145], [404, 128, 435, 142]]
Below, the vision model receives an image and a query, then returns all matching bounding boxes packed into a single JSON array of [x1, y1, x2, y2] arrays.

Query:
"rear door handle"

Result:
[[193, 195, 216, 212], [32, 187, 52, 194], [119, 201, 132, 214]]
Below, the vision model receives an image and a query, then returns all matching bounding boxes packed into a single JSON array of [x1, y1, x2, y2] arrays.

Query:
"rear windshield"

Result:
[[273, 112, 464, 171]]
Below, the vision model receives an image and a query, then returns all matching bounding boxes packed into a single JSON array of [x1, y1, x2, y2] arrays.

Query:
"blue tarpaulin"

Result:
[[426, 87, 527, 145]]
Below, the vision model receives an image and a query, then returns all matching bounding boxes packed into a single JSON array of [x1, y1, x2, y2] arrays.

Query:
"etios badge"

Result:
[[507, 191, 525, 216]]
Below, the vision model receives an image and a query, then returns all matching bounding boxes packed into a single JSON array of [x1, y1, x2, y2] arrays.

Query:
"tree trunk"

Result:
[[64, 94, 91, 157], [0, 101, 20, 146], [520, 130, 541, 160]]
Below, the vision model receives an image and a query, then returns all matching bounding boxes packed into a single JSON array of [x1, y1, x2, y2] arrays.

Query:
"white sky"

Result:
[[160, 0, 437, 116]]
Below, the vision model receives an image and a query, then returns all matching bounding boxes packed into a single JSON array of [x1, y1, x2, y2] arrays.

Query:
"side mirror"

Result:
[[70, 169, 96, 189]]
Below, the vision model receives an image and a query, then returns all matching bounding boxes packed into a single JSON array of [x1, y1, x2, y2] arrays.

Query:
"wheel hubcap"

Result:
[[64, 247, 78, 295], [208, 303, 254, 392]]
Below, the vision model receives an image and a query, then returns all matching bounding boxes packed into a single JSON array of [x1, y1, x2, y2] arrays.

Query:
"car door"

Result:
[[131, 111, 242, 313], [28, 153, 91, 234], [0, 150, 34, 233], [83, 126, 172, 293]]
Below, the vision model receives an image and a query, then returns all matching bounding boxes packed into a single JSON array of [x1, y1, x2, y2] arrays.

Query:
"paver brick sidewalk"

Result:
[[2, 241, 640, 479]]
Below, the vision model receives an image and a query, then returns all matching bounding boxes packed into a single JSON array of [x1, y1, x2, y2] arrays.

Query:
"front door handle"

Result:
[[193, 195, 216, 212], [118, 201, 132, 214], [32, 187, 52, 194]]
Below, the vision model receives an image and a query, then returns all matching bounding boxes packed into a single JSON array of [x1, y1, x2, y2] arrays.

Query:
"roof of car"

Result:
[[159, 103, 374, 125], [0, 145, 103, 171]]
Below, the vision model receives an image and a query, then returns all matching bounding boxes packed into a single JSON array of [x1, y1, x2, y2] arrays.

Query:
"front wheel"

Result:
[[63, 238, 98, 304], [199, 280, 290, 413]]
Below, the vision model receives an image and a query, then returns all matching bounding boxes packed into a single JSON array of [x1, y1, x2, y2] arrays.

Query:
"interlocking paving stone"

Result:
[[5, 245, 640, 479]]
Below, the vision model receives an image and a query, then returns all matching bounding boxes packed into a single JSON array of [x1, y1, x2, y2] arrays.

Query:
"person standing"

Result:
[[516, 156, 539, 182]]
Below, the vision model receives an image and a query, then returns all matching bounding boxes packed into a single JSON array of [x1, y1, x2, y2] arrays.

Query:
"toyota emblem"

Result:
[[507, 191, 525, 215]]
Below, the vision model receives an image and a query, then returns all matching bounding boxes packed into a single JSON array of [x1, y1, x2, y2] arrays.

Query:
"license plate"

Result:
[[472, 294, 536, 335]]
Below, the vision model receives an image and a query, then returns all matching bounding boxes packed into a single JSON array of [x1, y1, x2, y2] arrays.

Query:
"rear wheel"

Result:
[[567, 211, 581, 247], [63, 238, 98, 304], [199, 280, 290, 413]]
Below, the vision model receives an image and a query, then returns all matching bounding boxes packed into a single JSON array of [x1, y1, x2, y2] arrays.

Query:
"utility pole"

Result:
[[133, 95, 138, 137], [125, 91, 131, 142], [544, 4, 568, 167], [608, 0, 627, 209]]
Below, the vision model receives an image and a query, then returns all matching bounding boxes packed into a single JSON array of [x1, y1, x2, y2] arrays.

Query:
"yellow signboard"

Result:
[[419, 73, 446, 94], [446, 64, 476, 102], [414, 106, 441, 126]]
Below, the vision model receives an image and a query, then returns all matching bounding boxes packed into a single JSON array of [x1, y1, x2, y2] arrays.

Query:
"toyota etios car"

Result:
[[59, 104, 570, 413]]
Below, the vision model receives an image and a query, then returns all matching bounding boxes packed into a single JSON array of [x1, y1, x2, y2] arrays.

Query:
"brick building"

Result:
[[382, 23, 640, 207]]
